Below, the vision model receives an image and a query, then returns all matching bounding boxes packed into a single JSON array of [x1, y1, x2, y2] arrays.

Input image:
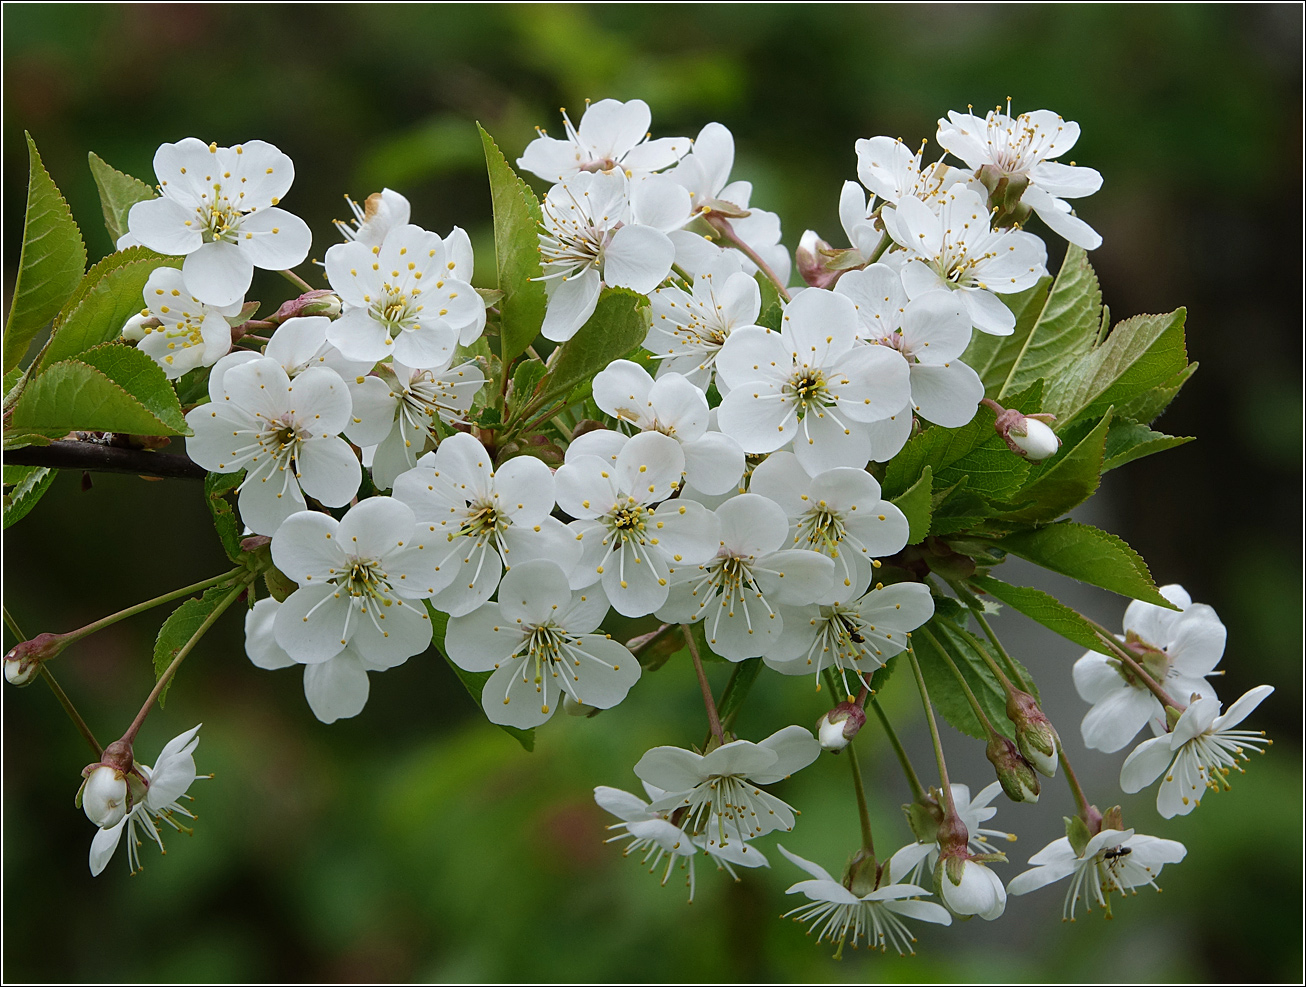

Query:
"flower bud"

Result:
[[81, 766, 128, 829], [120, 311, 156, 342], [268, 290, 343, 325], [991, 404, 1061, 460], [985, 735, 1040, 803], [4, 632, 68, 686], [797, 230, 834, 289], [844, 847, 879, 897], [937, 856, 1008, 920], [816, 701, 866, 752], [1006, 690, 1060, 777]]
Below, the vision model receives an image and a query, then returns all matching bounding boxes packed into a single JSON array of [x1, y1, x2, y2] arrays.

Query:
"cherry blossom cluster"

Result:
[[7, 96, 1272, 959]]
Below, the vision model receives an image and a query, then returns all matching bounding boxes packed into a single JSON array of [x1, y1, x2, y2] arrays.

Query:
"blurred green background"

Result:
[[4, 4, 1301, 982]]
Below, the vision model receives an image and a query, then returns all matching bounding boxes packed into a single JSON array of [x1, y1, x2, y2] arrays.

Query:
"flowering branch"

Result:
[[5, 440, 206, 480]]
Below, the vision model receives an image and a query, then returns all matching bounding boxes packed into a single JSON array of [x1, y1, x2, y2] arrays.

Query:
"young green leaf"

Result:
[[3, 463, 57, 529], [204, 470, 245, 562], [755, 272, 785, 331], [39, 248, 181, 370], [996, 243, 1102, 399], [969, 573, 1113, 655], [960, 276, 1051, 396], [153, 586, 232, 706], [88, 151, 157, 244], [75, 343, 189, 433], [1044, 309, 1188, 425], [890, 465, 933, 544], [425, 601, 535, 752], [506, 357, 548, 421], [1101, 421, 1194, 472], [5, 134, 87, 374], [478, 125, 547, 365], [998, 410, 1113, 524], [996, 520, 1174, 608], [536, 288, 650, 408]]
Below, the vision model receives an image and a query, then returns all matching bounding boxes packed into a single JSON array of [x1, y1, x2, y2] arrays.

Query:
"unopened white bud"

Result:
[[82, 766, 128, 829], [817, 712, 850, 751], [1009, 418, 1060, 460], [121, 312, 151, 342], [939, 858, 1007, 920], [4, 658, 39, 687]]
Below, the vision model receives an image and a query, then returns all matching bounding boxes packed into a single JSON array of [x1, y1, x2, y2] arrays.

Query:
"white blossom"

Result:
[[517, 98, 690, 182], [208, 315, 372, 391], [133, 267, 240, 379], [936, 103, 1103, 249], [657, 493, 834, 661], [1074, 583, 1226, 753], [126, 139, 311, 306], [1007, 828, 1186, 920], [324, 223, 482, 368], [938, 857, 1007, 920], [269, 497, 441, 666], [185, 357, 360, 536], [1120, 685, 1274, 818], [445, 560, 639, 729], [334, 188, 411, 247], [779, 843, 950, 956], [591, 359, 745, 494], [716, 289, 910, 473]]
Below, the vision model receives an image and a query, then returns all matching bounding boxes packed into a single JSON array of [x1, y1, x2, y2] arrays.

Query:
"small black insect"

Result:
[[848, 632, 865, 644], [1103, 846, 1132, 861]]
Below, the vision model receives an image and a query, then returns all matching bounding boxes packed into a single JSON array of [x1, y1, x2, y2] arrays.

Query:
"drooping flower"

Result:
[[86, 726, 204, 876], [779, 843, 950, 956], [634, 726, 820, 845], [245, 597, 404, 724], [938, 856, 1007, 920], [1120, 685, 1274, 818], [1007, 828, 1186, 921], [591, 360, 745, 495], [657, 493, 835, 661], [132, 267, 241, 379], [184, 357, 360, 536], [345, 359, 487, 490], [555, 430, 720, 617], [715, 289, 911, 473], [748, 451, 910, 598], [1074, 583, 1226, 753], [125, 138, 312, 306], [390, 432, 577, 617], [445, 560, 640, 729], [269, 497, 441, 666], [535, 171, 688, 341], [882, 185, 1047, 335], [517, 98, 690, 183], [936, 103, 1103, 249], [646, 252, 763, 389], [324, 223, 482, 368]]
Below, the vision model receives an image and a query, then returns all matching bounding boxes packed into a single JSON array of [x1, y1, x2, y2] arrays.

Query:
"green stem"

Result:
[[825, 668, 874, 853], [4, 607, 102, 757], [958, 589, 1034, 693], [1084, 621, 1184, 711], [1060, 747, 1091, 820], [60, 569, 244, 650], [718, 658, 762, 736], [682, 626, 725, 746], [905, 644, 956, 814], [949, 621, 1019, 697], [708, 215, 792, 301], [870, 697, 926, 802], [279, 269, 314, 292], [121, 577, 251, 744], [920, 626, 999, 738], [866, 231, 892, 264]]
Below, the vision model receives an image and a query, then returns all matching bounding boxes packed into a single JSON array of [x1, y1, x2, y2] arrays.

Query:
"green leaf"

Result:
[[995, 520, 1174, 607], [1101, 421, 1194, 472], [88, 151, 156, 244], [969, 574, 1112, 656], [204, 470, 245, 562], [998, 410, 1113, 524], [536, 288, 650, 407], [3, 464, 57, 528], [478, 125, 547, 365], [425, 601, 535, 752], [153, 586, 230, 707], [1115, 362, 1198, 425], [960, 276, 1051, 395], [76, 343, 189, 433], [890, 465, 933, 544], [9, 347, 187, 438], [755, 272, 785, 331], [39, 248, 181, 370], [5, 134, 87, 373], [506, 357, 548, 421], [996, 244, 1102, 399], [1043, 309, 1188, 426], [913, 620, 1012, 741]]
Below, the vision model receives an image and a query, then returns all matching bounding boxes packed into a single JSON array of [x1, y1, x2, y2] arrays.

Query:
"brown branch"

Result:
[[4, 440, 206, 480]]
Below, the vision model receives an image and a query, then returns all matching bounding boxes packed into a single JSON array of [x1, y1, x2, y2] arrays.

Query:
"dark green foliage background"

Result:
[[4, 5, 1301, 981]]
